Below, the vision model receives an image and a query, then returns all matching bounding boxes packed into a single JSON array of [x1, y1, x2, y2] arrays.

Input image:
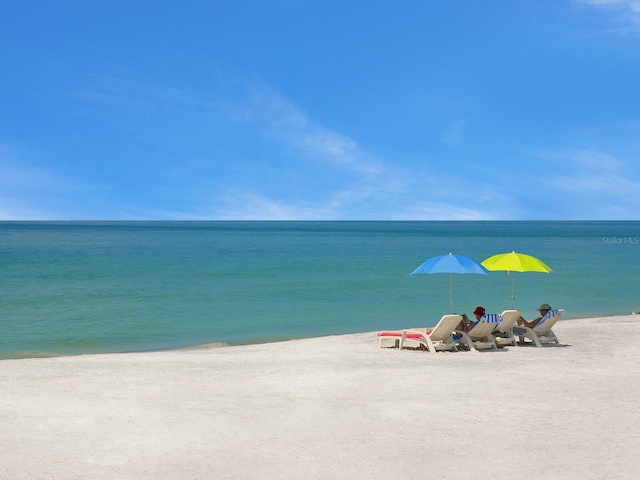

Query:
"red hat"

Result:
[[473, 306, 485, 316]]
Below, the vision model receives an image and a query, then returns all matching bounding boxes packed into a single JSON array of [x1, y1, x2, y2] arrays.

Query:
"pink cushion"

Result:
[[378, 330, 431, 339], [377, 331, 402, 337]]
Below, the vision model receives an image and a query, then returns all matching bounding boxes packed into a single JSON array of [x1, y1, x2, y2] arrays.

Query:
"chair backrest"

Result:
[[497, 310, 521, 332], [534, 309, 564, 333], [467, 313, 501, 338], [429, 314, 463, 341]]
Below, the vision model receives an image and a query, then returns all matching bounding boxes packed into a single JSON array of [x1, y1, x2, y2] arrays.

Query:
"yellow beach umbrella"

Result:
[[481, 251, 552, 307]]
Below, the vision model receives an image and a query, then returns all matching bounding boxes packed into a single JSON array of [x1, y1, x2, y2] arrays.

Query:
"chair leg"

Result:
[[399, 331, 408, 349]]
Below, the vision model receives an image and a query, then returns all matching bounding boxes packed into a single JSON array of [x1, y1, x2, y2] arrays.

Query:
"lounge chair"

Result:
[[454, 313, 502, 351], [492, 310, 522, 347], [512, 309, 564, 347], [377, 314, 462, 353]]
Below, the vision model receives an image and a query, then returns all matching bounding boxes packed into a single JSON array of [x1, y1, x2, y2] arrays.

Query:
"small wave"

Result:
[[183, 342, 230, 350]]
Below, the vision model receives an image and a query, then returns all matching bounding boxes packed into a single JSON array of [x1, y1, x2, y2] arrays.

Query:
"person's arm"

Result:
[[520, 316, 542, 328], [456, 314, 470, 331]]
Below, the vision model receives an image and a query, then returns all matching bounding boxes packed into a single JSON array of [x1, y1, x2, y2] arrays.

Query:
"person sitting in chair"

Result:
[[518, 303, 552, 328], [457, 306, 486, 332]]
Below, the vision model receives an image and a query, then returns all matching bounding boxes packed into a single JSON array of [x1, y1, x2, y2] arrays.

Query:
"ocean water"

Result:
[[1, 221, 639, 360]]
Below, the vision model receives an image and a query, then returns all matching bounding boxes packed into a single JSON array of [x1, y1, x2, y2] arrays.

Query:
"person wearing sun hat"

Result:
[[457, 306, 486, 332], [517, 303, 552, 328]]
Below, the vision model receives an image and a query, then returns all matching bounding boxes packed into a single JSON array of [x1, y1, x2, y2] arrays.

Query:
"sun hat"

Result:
[[537, 303, 552, 311], [473, 306, 485, 316]]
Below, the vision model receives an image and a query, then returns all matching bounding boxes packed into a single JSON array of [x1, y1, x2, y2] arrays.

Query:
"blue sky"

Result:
[[2, 0, 640, 220]]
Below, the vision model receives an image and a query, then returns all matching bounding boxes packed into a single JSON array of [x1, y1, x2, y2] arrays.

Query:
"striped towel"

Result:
[[461, 313, 502, 337], [483, 313, 502, 326], [537, 309, 560, 327]]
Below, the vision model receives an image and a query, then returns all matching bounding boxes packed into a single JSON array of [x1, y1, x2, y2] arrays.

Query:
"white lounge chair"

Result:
[[492, 310, 522, 347], [454, 313, 502, 351], [512, 309, 564, 347], [377, 314, 462, 353]]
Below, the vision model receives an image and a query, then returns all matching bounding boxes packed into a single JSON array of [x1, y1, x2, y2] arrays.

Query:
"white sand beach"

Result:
[[1, 315, 640, 479]]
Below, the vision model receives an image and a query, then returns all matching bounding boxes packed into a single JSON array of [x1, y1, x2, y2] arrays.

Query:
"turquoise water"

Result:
[[1, 221, 639, 359]]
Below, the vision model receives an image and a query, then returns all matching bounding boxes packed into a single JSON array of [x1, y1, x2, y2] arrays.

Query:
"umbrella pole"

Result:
[[511, 272, 515, 308], [449, 273, 453, 313]]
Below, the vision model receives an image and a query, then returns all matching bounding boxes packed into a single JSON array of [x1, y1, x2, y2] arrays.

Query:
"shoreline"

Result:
[[1, 315, 640, 479], [2, 312, 638, 362]]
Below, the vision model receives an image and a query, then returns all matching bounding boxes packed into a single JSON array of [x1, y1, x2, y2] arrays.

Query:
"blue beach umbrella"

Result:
[[411, 253, 489, 313]]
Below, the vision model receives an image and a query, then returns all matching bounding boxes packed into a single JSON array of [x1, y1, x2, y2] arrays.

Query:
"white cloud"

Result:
[[232, 84, 384, 176], [549, 171, 640, 218], [207, 159, 511, 221], [576, 0, 640, 32], [74, 75, 206, 116], [67, 75, 511, 220], [0, 143, 127, 220], [580, 0, 640, 12], [384, 201, 501, 221], [522, 149, 640, 218], [291, 127, 384, 176], [537, 149, 621, 172], [11, 74, 638, 220], [211, 190, 497, 221], [70, 76, 630, 220], [215, 83, 525, 220], [210, 189, 334, 220]]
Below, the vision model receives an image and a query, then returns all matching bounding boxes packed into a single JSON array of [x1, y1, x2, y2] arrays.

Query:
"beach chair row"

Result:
[[377, 309, 564, 353]]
